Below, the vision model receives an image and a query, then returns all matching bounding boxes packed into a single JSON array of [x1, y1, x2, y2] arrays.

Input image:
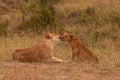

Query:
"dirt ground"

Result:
[[0, 61, 120, 80]]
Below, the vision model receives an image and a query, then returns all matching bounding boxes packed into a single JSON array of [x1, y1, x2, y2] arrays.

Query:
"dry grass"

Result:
[[0, 34, 120, 80], [55, 0, 120, 15], [0, 0, 120, 79], [55, 0, 120, 26]]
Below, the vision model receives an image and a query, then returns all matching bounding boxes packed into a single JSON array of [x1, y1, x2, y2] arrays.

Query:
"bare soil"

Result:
[[0, 61, 120, 80]]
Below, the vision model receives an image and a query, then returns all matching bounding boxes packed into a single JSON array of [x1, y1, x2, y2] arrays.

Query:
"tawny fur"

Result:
[[60, 31, 98, 63], [12, 34, 63, 63]]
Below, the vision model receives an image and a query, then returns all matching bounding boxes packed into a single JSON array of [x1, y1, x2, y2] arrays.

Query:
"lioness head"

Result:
[[60, 30, 74, 42], [45, 33, 61, 41]]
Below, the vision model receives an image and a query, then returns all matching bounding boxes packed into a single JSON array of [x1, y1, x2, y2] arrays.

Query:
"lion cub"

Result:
[[60, 31, 98, 63], [13, 33, 63, 63]]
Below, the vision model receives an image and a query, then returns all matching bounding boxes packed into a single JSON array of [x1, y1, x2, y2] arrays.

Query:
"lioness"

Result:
[[60, 30, 98, 63], [13, 33, 63, 63]]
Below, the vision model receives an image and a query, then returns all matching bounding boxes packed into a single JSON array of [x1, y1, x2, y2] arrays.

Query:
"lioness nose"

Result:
[[59, 36, 63, 40]]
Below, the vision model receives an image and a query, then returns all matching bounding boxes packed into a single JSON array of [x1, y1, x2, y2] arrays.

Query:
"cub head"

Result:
[[59, 30, 74, 42]]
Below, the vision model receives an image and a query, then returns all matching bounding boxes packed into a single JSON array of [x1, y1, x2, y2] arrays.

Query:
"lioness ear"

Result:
[[45, 35, 51, 39]]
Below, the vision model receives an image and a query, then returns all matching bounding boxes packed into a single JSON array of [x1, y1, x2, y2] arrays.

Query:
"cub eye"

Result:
[[45, 35, 51, 39], [70, 35, 74, 38]]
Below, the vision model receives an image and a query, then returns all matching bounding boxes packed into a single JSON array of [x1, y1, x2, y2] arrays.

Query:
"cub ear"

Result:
[[64, 30, 70, 33], [45, 35, 51, 39]]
